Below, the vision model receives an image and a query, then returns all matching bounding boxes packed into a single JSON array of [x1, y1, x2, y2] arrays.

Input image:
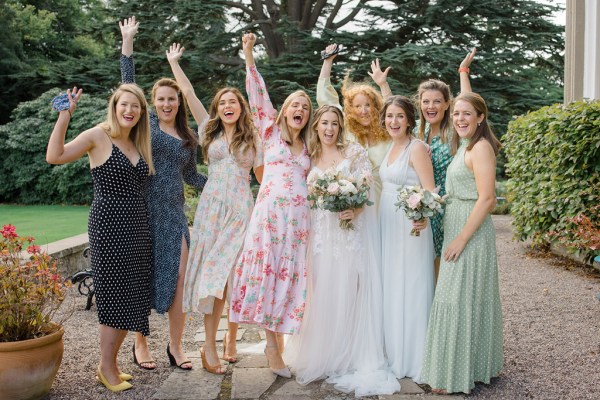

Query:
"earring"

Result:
[[477, 123, 481, 127]]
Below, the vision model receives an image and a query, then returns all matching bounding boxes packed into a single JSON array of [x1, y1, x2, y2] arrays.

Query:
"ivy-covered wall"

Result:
[[504, 101, 600, 262]]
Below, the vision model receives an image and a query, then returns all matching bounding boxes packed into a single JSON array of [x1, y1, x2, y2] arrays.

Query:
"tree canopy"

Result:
[[1, 0, 564, 134]]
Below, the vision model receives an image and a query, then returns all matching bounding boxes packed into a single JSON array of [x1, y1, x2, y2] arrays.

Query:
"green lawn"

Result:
[[0, 205, 89, 245]]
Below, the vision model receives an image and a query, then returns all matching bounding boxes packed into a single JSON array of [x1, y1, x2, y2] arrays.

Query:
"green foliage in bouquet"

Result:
[[0, 224, 71, 342], [504, 100, 600, 262]]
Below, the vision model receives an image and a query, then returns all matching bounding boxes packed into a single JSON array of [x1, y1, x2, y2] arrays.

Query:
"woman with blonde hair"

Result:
[[229, 33, 313, 379], [47, 83, 153, 392], [120, 17, 207, 371], [286, 104, 399, 396], [318, 44, 391, 206], [182, 81, 263, 375]]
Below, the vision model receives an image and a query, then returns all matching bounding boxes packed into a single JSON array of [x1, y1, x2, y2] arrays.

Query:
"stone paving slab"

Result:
[[231, 367, 277, 399], [153, 356, 223, 400], [398, 378, 424, 394], [235, 354, 269, 368], [194, 328, 245, 343], [271, 379, 315, 398]]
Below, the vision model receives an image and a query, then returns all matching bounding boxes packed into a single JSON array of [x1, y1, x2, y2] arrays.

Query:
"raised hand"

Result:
[[322, 44, 339, 62], [66, 87, 83, 114], [119, 16, 139, 41], [167, 43, 185, 64], [242, 33, 256, 53], [368, 58, 391, 87], [460, 48, 476, 70]]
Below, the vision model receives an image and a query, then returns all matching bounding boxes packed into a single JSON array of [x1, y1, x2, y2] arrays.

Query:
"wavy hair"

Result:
[[451, 92, 501, 156], [308, 105, 347, 160], [341, 75, 388, 146], [99, 83, 154, 174], [151, 78, 198, 149], [201, 87, 256, 163], [415, 79, 452, 143]]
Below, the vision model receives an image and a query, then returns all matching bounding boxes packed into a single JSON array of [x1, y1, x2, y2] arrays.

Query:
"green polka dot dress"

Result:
[[421, 140, 503, 394]]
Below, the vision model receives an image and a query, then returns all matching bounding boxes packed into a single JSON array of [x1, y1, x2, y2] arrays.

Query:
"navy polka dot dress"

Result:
[[88, 144, 152, 336], [120, 54, 207, 313]]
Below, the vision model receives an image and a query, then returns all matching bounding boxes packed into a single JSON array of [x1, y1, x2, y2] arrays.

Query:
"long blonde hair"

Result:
[[308, 105, 347, 160], [202, 88, 256, 162], [99, 83, 154, 174], [341, 75, 388, 146], [275, 90, 313, 145]]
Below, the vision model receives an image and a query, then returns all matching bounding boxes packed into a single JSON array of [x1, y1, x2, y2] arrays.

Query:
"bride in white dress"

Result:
[[285, 105, 399, 397], [379, 95, 436, 381]]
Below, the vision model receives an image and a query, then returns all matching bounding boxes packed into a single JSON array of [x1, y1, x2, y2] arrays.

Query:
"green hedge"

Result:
[[504, 100, 600, 262], [0, 88, 106, 204]]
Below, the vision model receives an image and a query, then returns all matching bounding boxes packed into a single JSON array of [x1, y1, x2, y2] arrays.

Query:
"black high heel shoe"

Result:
[[132, 343, 156, 370], [167, 343, 193, 370]]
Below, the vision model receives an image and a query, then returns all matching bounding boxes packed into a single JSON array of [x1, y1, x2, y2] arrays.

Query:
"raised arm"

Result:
[[46, 88, 94, 164], [458, 48, 476, 94], [119, 16, 138, 84], [166, 43, 208, 126], [317, 44, 342, 108], [368, 58, 393, 99], [243, 33, 277, 138]]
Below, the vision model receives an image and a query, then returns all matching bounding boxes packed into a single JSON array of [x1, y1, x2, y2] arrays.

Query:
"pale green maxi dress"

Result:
[[421, 140, 503, 394]]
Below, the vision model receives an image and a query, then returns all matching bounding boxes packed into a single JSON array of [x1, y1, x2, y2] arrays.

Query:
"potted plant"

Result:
[[0, 224, 71, 400]]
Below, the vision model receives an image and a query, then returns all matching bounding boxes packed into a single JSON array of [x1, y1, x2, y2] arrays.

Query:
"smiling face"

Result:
[[420, 89, 450, 126], [153, 85, 180, 124], [452, 99, 485, 139], [284, 95, 311, 131], [316, 110, 341, 148], [218, 91, 242, 126], [384, 103, 409, 139], [351, 93, 373, 127], [115, 92, 142, 129]]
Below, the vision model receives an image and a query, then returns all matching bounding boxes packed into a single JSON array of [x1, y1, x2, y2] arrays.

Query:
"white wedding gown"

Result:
[[379, 139, 435, 381], [285, 143, 400, 397]]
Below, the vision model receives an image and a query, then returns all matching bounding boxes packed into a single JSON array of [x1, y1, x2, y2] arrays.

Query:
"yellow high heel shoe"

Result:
[[96, 367, 133, 392], [119, 372, 133, 381]]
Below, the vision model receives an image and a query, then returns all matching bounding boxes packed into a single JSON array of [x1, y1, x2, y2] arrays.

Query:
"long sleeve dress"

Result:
[[121, 55, 207, 313], [183, 131, 263, 314], [229, 66, 310, 334], [316, 76, 391, 206], [421, 140, 503, 393], [285, 143, 400, 397]]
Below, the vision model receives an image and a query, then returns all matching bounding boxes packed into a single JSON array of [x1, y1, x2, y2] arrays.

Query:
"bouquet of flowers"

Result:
[[395, 185, 444, 236], [307, 168, 373, 230]]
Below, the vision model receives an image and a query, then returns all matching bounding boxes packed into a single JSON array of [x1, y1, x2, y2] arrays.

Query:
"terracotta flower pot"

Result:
[[0, 325, 64, 400]]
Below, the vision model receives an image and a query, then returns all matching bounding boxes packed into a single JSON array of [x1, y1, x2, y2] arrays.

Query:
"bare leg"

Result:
[[99, 324, 128, 385], [434, 257, 440, 286], [166, 236, 192, 369], [133, 332, 156, 369], [222, 287, 239, 362], [264, 329, 286, 370], [275, 332, 285, 354], [203, 292, 227, 373]]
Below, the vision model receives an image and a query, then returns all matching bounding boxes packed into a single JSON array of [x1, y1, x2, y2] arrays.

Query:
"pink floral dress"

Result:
[[229, 66, 310, 334]]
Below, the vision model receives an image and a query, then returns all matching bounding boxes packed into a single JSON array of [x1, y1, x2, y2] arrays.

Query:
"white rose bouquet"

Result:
[[395, 185, 445, 236], [307, 167, 373, 230]]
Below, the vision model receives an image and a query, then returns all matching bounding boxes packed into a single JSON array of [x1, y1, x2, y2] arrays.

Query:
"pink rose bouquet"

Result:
[[395, 185, 444, 236]]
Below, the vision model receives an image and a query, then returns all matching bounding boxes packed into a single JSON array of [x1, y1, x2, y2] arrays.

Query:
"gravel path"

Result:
[[44, 215, 600, 399]]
